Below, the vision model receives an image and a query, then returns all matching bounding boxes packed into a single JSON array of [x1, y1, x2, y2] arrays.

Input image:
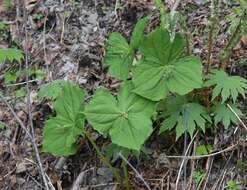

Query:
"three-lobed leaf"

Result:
[[85, 81, 156, 151], [205, 70, 247, 103], [133, 28, 203, 101], [43, 82, 85, 156]]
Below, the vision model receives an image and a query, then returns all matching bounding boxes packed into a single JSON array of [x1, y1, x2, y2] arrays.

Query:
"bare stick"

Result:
[[170, 0, 182, 17], [175, 131, 198, 190], [23, 5, 50, 190], [118, 153, 151, 190], [71, 167, 94, 190], [0, 94, 32, 139], [164, 143, 238, 160], [227, 104, 247, 132], [5, 79, 39, 87]]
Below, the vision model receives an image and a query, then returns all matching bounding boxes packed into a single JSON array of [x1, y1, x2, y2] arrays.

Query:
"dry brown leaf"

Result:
[[241, 35, 247, 49], [25, 0, 38, 11]]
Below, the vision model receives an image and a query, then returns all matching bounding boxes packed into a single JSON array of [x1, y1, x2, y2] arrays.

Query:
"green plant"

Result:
[[33, 12, 44, 21], [37, 80, 65, 101], [84, 81, 155, 150], [221, 1, 247, 69], [226, 180, 241, 190], [159, 96, 211, 139], [205, 70, 247, 103], [103, 16, 149, 80], [38, 7, 247, 187], [0, 48, 23, 63], [42, 82, 86, 156], [132, 28, 202, 101], [40, 12, 247, 154], [4, 68, 44, 85], [0, 122, 5, 130], [3, 0, 12, 11], [0, 22, 9, 41], [195, 144, 213, 155], [193, 169, 205, 188]]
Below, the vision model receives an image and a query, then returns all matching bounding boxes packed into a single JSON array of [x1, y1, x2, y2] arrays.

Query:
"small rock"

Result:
[[16, 177, 26, 185], [97, 167, 113, 183], [16, 162, 27, 174], [194, 0, 208, 5], [87, 13, 98, 25]]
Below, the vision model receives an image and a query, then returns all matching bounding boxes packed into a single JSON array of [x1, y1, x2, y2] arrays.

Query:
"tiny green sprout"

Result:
[[226, 180, 241, 190]]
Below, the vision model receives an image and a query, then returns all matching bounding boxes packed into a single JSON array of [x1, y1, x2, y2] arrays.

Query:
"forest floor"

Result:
[[0, 0, 247, 189]]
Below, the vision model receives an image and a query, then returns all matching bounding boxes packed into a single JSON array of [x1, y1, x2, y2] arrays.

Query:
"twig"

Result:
[[187, 135, 198, 189], [175, 131, 198, 190], [227, 104, 247, 132], [23, 5, 50, 190], [118, 153, 151, 190], [87, 182, 119, 188], [163, 143, 238, 160], [114, 0, 119, 19], [5, 79, 39, 87], [0, 94, 32, 139], [170, 0, 182, 17], [71, 167, 94, 190]]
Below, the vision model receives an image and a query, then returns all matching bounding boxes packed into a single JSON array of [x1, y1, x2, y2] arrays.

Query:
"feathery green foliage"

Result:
[[213, 103, 241, 129], [205, 70, 247, 103], [0, 48, 23, 63], [159, 96, 211, 139]]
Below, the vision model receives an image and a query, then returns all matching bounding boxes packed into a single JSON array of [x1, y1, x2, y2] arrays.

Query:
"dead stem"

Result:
[[23, 4, 51, 190]]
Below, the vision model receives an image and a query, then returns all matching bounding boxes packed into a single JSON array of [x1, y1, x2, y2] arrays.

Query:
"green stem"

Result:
[[220, 19, 242, 69], [121, 160, 130, 190], [85, 132, 121, 184]]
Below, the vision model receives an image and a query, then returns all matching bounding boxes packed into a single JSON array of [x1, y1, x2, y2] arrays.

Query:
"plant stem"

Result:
[[220, 20, 242, 70], [205, 18, 216, 74], [121, 160, 130, 190], [85, 132, 121, 184], [205, 0, 219, 74]]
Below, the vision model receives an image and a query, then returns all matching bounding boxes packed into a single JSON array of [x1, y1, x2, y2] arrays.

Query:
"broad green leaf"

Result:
[[4, 71, 17, 84], [133, 28, 203, 101], [195, 144, 213, 155], [205, 70, 247, 103], [130, 16, 149, 50], [103, 32, 133, 80], [226, 180, 241, 190], [0, 48, 23, 63], [213, 103, 241, 129], [15, 87, 26, 99], [154, 0, 161, 7], [159, 96, 210, 139], [85, 81, 156, 151], [43, 83, 85, 156], [104, 17, 149, 80], [38, 80, 65, 101], [105, 143, 131, 163]]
